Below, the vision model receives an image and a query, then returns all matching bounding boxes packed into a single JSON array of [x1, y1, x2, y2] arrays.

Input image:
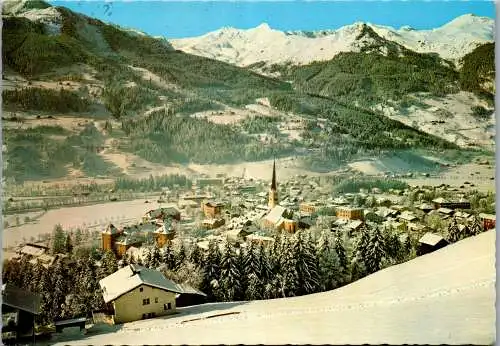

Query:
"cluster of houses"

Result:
[[5, 160, 496, 339]]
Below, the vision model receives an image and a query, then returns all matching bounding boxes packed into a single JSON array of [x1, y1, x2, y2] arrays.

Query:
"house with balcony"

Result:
[[99, 265, 184, 324]]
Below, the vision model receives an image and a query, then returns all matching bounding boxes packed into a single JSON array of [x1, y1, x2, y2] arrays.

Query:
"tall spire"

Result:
[[271, 158, 277, 190]]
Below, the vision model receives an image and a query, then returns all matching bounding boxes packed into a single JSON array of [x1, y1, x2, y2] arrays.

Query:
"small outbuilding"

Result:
[[417, 233, 449, 256]]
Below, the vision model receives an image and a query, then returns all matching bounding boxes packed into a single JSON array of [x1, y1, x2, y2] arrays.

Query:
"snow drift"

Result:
[[55, 230, 495, 345]]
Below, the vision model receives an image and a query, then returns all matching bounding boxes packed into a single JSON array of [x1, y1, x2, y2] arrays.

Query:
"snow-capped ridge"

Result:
[[171, 14, 494, 67]]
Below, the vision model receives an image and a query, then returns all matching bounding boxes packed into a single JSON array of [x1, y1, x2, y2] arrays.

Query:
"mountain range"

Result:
[[1, 0, 495, 184], [171, 14, 494, 67]]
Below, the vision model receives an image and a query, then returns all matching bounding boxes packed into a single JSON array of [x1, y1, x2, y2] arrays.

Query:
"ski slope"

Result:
[[55, 230, 495, 345]]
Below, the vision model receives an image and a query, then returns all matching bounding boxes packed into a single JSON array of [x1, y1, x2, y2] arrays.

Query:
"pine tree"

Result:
[[219, 240, 243, 302], [52, 224, 66, 254], [100, 250, 118, 277], [143, 248, 152, 268], [384, 229, 403, 264], [150, 245, 161, 269], [235, 248, 246, 300], [74, 228, 83, 246], [351, 225, 370, 280], [243, 242, 261, 300], [280, 235, 299, 297], [64, 234, 73, 254], [333, 231, 349, 284], [162, 242, 176, 270], [298, 231, 320, 295], [447, 218, 462, 243], [18, 257, 33, 290], [202, 240, 221, 301], [258, 243, 274, 299], [122, 253, 130, 266], [189, 244, 203, 268], [316, 231, 340, 291], [175, 243, 187, 270], [243, 241, 260, 278], [51, 259, 69, 320], [470, 215, 483, 236], [30, 262, 45, 294], [365, 226, 386, 274]]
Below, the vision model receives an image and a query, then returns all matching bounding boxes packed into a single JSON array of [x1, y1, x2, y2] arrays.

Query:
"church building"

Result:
[[263, 159, 297, 233]]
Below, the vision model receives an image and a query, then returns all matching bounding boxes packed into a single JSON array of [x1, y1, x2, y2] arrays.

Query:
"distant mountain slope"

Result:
[[52, 230, 496, 345], [1, 0, 491, 183], [171, 14, 494, 67]]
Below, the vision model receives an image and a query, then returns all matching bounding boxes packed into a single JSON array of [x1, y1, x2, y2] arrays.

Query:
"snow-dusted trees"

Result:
[[219, 239, 244, 301], [150, 245, 162, 269], [189, 243, 204, 268], [469, 215, 484, 236], [201, 240, 222, 301], [365, 226, 386, 274], [100, 250, 118, 277], [295, 231, 320, 295], [447, 218, 462, 243], [162, 242, 176, 270], [279, 235, 299, 298], [174, 242, 187, 270], [51, 224, 66, 254], [334, 231, 350, 282], [317, 231, 341, 291], [351, 225, 370, 280], [244, 241, 263, 300]]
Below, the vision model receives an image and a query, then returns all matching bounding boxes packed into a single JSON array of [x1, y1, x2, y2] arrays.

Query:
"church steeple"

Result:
[[268, 158, 278, 209], [271, 159, 277, 190]]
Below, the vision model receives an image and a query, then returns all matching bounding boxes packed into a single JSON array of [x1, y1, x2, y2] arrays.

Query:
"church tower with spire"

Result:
[[268, 159, 278, 209]]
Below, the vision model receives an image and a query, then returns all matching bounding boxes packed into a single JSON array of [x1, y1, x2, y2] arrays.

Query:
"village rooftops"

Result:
[[479, 213, 496, 220], [437, 207, 454, 215], [114, 234, 142, 246], [155, 223, 175, 234], [99, 264, 184, 303], [432, 197, 449, 204], [2, 283, 41, 315], [204, 200, 225, 207], [103, 223, 121, 235], [418, 203, 434, 211], [419, 233, 446, 247], [398, 211, 417, 222], [18, 243, 48, 257], [264, 205, 290, 225]]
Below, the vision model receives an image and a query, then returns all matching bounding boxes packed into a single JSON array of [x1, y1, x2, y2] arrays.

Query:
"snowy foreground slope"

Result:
[[171, 14, 493, 67], [57, 230, 495, 345]]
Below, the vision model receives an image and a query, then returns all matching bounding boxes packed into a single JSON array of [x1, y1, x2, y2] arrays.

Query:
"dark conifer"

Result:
[[365, 226, 386, 274]]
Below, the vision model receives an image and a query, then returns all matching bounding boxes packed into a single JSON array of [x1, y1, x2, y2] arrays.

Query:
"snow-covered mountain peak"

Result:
[[170, 14, 494, 67], [252, 22, 273, 31], [442, 13, 492, 30]]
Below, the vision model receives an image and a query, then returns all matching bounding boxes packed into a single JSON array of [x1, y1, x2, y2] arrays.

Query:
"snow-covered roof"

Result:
[[419, 233, 446, 246], [264, 205, 288, 224], [479, 213, 496, 220], [437, 207, 454, 215], [99, 265, 183, 303]]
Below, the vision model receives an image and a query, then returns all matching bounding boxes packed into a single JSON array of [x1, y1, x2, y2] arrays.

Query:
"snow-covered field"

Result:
[[171, 14, 493, 67], [2, 198, 160, 248], [51, 230, 496, 345], [375, 92, 495, 149]]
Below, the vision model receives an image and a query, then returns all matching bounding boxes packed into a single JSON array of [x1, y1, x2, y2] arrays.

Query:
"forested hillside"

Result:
[[1, 1, 491, 182]]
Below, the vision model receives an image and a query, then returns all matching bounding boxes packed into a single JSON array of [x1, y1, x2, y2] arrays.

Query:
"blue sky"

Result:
[[49, 1, 495, 39]]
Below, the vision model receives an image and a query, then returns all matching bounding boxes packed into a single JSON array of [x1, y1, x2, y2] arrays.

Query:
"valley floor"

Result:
[[49, 230, 495, 345]]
